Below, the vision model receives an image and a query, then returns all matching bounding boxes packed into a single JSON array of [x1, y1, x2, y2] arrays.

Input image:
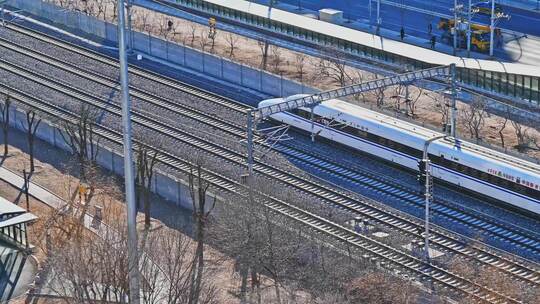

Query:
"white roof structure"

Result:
[[0, 196, 26, 215], [0, 196, 37, 227], [203, 0, 540, 77]]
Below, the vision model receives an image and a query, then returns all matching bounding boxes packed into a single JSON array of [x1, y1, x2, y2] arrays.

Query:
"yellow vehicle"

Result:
[[437, 18, 499, 53]]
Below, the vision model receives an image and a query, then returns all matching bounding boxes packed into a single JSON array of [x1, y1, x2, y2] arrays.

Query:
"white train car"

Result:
[[259, 95, 540, 215]]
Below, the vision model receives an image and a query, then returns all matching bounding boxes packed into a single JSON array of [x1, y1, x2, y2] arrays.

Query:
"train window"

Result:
[[357, 130, 368, 138]]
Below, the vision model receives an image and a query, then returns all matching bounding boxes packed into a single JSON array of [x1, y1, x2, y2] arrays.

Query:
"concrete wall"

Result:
[[5, 104, 219, 212], [7, 0, 313, 98]]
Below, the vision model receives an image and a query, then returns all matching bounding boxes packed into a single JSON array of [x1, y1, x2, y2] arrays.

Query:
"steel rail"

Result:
[[0, 33, 534, 288], [0, 81, 519, 304], [0, 56, 536, 296], [3, 23, 248, 114], [3, 35, 538, 260]]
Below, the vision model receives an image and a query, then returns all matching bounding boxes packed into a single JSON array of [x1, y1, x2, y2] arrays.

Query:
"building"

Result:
[[0, 196, 37, 248]]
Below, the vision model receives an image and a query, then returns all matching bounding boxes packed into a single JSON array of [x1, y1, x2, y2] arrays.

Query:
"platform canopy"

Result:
[[0, 196, 37, 247]]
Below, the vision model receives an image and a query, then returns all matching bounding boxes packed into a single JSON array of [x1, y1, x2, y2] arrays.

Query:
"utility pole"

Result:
[[453, 0, 458, 55], [376, 0, 381, 33], [421, 135, 446, 262], [246, 112, 255, 179], [489, 0, 495, 56], [369, 0, 372, 23], [467, 0, 471, 56], [117, 1, 140, 303], [450, 63, 457, 138]]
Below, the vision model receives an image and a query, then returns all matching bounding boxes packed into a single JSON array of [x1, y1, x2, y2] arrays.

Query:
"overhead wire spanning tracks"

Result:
[[247, 66, 456, 181], [253, 66, 451, 120], [2, 27, 539, 269], [0, 81, 522, 304], [1, 21, 538, 300]]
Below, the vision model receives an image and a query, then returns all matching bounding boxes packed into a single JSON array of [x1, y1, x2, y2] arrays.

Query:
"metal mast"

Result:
[[453, 0, 458, 55], [117, 1, 140, 302], [467, 0, 471, 56], [489, 0, 496, 56]]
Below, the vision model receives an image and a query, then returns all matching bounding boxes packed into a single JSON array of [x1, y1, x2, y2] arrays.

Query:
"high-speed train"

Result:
[[259, 95, 540, 215]]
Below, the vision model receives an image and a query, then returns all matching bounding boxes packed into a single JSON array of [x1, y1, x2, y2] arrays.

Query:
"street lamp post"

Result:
[[467, 0, 472, 56], [117, 1, 140, 303], [489, 0, 496, 56], [377, 0, 381, 33], [369, 0, 372, 22], [453, 0, 458, 55], [422, 135, 447, 262]]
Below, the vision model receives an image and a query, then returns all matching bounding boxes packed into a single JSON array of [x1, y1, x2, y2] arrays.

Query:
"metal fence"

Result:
[[6, 0, 315, 99]]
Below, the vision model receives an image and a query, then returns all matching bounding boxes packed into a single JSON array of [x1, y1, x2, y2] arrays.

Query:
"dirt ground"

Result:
[[0, 139, 307, 303], [50, 0, 540, 160]]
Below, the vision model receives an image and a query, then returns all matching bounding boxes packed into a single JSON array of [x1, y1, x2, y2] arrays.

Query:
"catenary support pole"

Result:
[[369, 0, 372, 22], [310, 106, 315, 142], [246, 111, 256, 205], [377, 0, 381, 31], [467, 0, 471, 56], [424, 157, 432, 261], [117, 1, 140, 303], [247, 112, 255, 178], [422, 135, 446, 262], [453, 0, 458, 55], [450, 64, 457, 138], [489, 0, 495, 56]]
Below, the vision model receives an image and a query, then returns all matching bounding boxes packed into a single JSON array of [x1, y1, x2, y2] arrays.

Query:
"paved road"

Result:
[[254, 0, 540, 63], [263, 0, 540, 36]]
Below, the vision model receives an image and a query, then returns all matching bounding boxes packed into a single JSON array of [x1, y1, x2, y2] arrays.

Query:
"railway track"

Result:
[[0, 21, 536, 300], [0, 81, 520, 304], [1, 44, 539, 292], [2, 33, 539, 262]]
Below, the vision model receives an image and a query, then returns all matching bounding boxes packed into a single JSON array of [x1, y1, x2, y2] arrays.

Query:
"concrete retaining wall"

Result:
[[7, 0, 312, 98], [5, 104, 220, 212]]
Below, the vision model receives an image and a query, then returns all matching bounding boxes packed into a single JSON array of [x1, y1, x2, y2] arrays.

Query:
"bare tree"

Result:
[[135, 143, 159, 228], [60, 104, 100, 181], [350, 71, 367, 103], [461, 96, 487, 141], [405, 86, 423, 117], [0, 94, 11, 159], [425, 91, 450, 132], [294, 53, 307, 84], [258, 40, 271, 70], [270, 45, 283, 74], [225, 33, 239, 58], [158, 15, 173, 40], [372, 81, 386, 108], [391, 84, 406, 113], [138, 9, 151, 33], [94, 0, 107, 20], [345, 272, 419, 304], [22, 110, 42, 173], [315, 48, 353, 87], [208, 25, 218, 53], [45, 200, 131, 303], [497, 107, 510, 148], [511, 119, 529, 152], [198, 30, 209, 52], [188, 154, 216, 304], [189, 24, 198, 46]]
